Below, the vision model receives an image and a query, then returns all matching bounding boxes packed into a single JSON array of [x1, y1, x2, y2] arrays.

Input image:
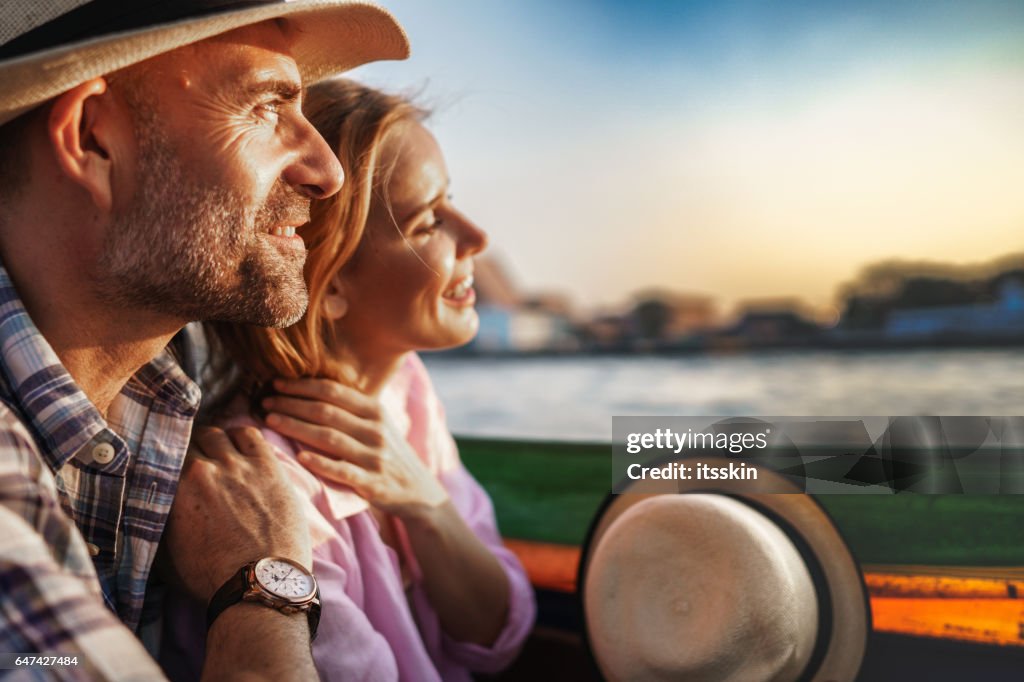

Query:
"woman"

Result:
[[167, 80, 535, 680]]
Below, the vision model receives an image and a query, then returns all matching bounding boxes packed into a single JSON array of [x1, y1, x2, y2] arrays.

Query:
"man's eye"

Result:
[[253, 101, 282, 122]]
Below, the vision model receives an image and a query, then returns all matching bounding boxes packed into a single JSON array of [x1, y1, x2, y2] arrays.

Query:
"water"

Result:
[[422, 349, 1024, 442]]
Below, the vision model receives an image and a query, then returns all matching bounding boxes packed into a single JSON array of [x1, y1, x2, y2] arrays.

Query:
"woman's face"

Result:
[[336, 119, 488, 357]]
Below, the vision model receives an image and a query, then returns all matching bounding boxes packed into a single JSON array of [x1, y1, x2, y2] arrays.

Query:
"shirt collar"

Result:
[[0, 264, 199, 471]]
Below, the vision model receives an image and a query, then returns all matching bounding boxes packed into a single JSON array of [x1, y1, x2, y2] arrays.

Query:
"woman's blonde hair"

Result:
[[203, 79, 426, 412]]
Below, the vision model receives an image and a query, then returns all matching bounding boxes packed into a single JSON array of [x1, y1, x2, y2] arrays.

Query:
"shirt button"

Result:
[[86, 543, 100, 557], [92, 442, 116, 464]]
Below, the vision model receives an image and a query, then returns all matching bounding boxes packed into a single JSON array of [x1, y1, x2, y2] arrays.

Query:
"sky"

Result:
[[350, 0, 1024, 314]]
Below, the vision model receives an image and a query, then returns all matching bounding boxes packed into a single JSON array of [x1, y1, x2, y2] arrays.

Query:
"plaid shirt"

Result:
[[0, 264, 199, 680]]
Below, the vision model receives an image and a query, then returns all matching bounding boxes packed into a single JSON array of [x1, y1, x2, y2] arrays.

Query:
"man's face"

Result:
[[97, 22, 343, 327]]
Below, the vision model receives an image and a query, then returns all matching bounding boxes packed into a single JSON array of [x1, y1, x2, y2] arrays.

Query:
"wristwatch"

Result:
[[207, 557, 321, 640]]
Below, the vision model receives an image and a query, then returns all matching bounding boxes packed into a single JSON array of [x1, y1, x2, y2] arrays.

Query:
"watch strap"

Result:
[[306, 596, 322, 641], [206, 562, 252, 631]]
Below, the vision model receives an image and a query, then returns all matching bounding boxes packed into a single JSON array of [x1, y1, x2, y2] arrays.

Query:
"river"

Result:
[[422, 349, 1024, 442]]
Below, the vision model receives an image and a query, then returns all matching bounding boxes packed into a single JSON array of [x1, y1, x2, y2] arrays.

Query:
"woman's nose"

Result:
[[455, 211, 488, 257]]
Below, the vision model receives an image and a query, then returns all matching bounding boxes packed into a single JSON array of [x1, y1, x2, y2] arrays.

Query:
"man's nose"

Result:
[[282, 117, 344, 200]]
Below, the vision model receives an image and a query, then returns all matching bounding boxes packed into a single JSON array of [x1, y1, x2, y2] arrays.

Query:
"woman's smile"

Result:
[[442, 274, 476, 306]]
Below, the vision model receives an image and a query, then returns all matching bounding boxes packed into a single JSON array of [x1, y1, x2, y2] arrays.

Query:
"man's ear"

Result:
[[322, 275, 349, 321], [47, 77, 121, 212]]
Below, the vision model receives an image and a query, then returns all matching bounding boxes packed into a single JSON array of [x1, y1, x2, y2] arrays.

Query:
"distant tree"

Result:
[[835, 252, 1024, 328], [839, 295, 890, 330], [894, 277, 978, 308], [631, 298, 672, 340]]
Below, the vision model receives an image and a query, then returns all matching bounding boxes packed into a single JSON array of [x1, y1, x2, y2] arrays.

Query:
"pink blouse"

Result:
[[162, 353, 535, 681]]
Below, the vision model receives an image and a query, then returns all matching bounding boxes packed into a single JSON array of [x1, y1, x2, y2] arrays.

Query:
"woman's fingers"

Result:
[[272, 378, 381, 420], [266, 412, 381, 470], [262, 395, 383, 448], [264, 379, 448, 516], [297, 451, 371, 492]]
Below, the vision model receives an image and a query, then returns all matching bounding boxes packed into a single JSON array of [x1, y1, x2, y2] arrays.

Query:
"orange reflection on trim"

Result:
[[505, 539, 1024, 647], [864, 572, 1024, 599], [871, 598, 1024, 647], [504, 539, 580, 593]]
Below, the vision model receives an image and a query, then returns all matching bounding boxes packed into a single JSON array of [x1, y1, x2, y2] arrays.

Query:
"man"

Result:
[[0, 1, 408, 679]]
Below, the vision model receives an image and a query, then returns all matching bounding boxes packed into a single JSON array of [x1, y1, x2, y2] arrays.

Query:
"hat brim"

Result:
[[578, 457, 871, 682], [0, 0, 409, 125]]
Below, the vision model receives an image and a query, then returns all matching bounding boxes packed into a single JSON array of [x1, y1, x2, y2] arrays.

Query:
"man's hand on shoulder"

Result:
[[164, 426, 317, 681], [164, 426, 312, 602]]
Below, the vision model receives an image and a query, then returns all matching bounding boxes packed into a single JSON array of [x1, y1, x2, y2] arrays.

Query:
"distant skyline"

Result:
[[351, 0, 1024, 312]]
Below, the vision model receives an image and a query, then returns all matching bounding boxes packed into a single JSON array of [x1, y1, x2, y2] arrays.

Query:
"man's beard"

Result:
[[95, 119, 310, 328]]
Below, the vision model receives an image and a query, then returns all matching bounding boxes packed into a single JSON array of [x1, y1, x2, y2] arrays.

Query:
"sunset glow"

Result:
[[353, 1, 1024, 312]]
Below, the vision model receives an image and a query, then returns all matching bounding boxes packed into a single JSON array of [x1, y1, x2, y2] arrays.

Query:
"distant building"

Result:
[[581, 313, 631, 351], [473, 305, 578, 353], [468, 256, 578, 353], [720, 299, 821, 346], [628, 292, 717, 345], [473, 255, 521, 308]]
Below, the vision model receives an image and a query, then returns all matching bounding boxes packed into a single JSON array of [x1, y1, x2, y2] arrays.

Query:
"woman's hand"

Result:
[[266, 377, 511, 646], [262, 378, 449, 520]]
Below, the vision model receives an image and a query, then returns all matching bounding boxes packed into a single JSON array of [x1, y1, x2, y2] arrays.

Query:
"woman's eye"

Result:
[[417, 214, 444, 234]]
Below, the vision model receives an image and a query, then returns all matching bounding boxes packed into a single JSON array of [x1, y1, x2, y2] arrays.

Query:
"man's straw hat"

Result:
[[580, 459, 870, 681], [0, 0, 410, 125]]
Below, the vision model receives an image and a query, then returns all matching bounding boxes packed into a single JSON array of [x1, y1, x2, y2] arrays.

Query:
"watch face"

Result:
[[253, 558, 316, 601]]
